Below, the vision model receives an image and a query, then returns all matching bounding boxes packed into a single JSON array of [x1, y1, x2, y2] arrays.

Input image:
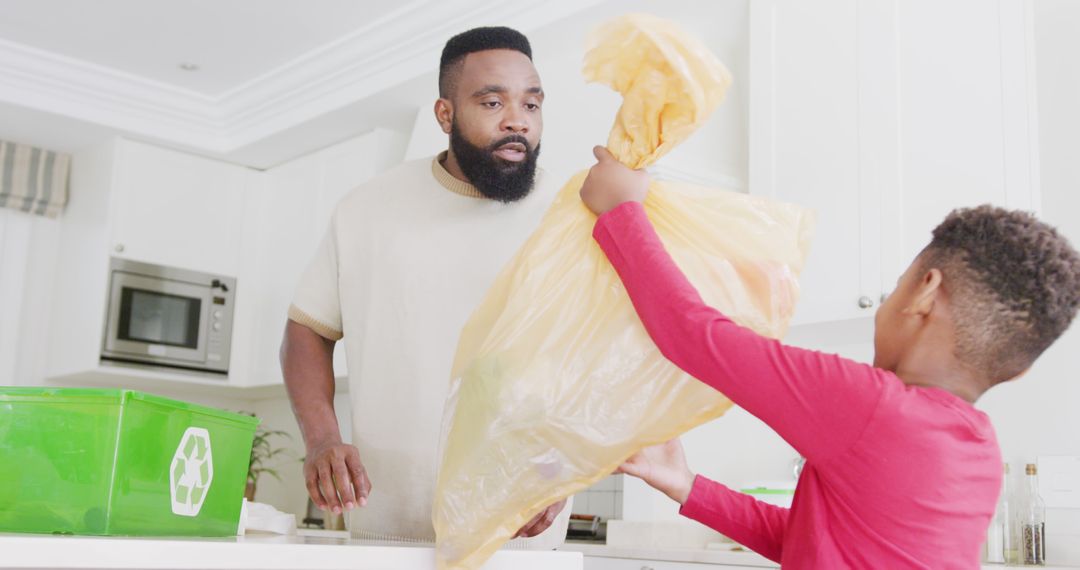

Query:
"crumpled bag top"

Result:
[[584, 13, 733, 168]]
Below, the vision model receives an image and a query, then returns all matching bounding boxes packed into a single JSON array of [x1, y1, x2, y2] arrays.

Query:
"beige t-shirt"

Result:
[[289, 153, 570, 548]]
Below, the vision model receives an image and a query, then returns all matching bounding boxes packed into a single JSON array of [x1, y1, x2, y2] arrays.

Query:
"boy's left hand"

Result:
[[580, 146, 650, 216], [616, 438, 695, 505]]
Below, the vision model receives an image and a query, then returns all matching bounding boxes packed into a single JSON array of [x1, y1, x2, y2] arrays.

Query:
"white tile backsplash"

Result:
[[576, 492, 590, 515], [573, 475, 626, 520], [593, 475, 618, 492]]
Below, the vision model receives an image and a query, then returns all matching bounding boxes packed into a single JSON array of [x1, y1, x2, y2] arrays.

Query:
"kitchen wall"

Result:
[[0, 208, 61, 387]]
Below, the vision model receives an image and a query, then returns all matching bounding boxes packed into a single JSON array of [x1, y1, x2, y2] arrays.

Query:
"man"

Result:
[[281, 27, 570, 546]]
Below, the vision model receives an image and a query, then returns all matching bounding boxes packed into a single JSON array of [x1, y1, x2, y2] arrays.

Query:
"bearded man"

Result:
[[281, 26, 569, 546]]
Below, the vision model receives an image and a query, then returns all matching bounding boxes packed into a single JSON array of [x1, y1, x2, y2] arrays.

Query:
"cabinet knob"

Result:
[[858, 296, 874, 309], [114, 243, 125, 254]]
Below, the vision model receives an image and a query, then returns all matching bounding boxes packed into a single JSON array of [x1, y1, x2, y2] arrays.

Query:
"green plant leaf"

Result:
[[241, 412, 296, 487]]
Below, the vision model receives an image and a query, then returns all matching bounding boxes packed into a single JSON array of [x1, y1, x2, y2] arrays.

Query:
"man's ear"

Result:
[[904, 267, 944, 317], [434, 99, 453, 135]]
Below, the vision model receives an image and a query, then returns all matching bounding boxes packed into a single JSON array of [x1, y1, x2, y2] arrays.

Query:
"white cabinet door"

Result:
[[887, 0, 1041, 284], [245, 153, 324, 386], [748, 0, 873, 325], [109, 139, 250, 277], [750, 0, 1041, 322]]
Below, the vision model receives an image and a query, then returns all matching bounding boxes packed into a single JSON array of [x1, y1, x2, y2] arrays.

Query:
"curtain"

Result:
[[0, 140, 70, 218]]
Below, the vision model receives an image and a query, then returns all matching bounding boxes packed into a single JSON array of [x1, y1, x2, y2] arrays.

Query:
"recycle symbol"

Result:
[[169, 427, 214, 517]]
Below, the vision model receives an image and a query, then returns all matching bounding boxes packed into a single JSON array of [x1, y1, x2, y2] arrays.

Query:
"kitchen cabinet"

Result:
[[45, 138, 258, 395], [750, 0, 1040, 325], [45, 131, 405, 394], [109, 139, 252, 277]]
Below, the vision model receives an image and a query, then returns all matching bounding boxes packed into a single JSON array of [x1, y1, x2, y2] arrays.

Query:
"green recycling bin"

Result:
[[0, 387, 259, 536]]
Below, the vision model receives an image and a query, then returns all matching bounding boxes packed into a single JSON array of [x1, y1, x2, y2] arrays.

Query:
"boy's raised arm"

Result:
[[593, 201, 891, 464]]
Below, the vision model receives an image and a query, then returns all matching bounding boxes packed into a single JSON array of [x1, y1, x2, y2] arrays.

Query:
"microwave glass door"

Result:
[[119, 288, 201, 348], [105, 272, 210, 364]]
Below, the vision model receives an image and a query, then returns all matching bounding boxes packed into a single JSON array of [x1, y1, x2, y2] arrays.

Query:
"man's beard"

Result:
[[450, 121, 540, 203]]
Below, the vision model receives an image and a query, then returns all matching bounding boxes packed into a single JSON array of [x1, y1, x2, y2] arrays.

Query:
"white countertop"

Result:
[[563, 542, 1079, 569], [0, 532, 582, 570], [563, 541, 778, 567]]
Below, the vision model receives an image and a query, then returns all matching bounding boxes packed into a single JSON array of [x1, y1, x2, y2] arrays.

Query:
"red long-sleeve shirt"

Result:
[[593, 201, 1001, 569]]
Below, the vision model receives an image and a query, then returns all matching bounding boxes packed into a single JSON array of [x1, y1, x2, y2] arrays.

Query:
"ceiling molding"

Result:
[[0, 0, 603, 154], [0, 37, 222, 147]]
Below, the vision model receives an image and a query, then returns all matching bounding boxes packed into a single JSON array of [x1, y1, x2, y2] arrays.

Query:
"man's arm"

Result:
[[281, 319, 370, 513]]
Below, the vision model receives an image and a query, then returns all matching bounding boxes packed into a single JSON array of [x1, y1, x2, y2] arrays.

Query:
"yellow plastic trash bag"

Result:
[[433, 13, 815, 570]]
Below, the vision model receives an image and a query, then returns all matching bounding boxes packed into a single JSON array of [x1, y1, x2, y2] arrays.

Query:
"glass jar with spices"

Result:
[[1015, 463, 1046, 566]]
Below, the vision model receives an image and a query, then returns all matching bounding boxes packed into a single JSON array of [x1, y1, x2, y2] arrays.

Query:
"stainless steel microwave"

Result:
[[101, 258, 236, 375]]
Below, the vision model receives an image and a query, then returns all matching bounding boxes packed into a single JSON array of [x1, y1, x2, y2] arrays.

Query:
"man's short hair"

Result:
[[922, 205, 1080, 382], [439, 26, 532, 99]]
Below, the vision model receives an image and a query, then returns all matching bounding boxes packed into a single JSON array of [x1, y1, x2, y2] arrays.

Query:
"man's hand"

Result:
[[579, 146, 650, 216], [304, 439, 371, 514], [513, 498, 568, 538], [616, 438, 695, 505]]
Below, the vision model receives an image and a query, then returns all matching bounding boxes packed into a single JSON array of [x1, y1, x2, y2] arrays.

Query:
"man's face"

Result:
[[442, 49, 544, 202]]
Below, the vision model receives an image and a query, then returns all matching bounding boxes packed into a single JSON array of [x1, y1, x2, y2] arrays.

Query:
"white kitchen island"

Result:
[[0, 533, 582, 570]]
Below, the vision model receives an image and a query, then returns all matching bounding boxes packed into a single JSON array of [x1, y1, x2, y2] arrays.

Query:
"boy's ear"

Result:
[[1004, 367, 1032, 383], [904, 267, 943, 317]]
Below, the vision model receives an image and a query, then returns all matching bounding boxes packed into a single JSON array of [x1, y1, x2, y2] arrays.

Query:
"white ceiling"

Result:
[[0, 0, 403, 97], [0, 0, 602, 168]]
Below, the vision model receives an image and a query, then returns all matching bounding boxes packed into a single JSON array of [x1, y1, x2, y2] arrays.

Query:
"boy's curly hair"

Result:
[[923, 205, 1080, 382]]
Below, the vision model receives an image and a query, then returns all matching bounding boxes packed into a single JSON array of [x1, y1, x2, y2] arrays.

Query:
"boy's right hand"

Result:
[[580, 146, 650, 216], [304, 440, 371, 514], [616, 438, 696, 505]]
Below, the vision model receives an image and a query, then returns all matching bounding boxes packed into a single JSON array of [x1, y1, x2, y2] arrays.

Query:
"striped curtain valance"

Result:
[[0, 140, 70, 218]]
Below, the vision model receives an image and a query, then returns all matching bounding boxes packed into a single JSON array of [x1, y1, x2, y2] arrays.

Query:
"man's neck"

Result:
[[441, 149, 471, 185]]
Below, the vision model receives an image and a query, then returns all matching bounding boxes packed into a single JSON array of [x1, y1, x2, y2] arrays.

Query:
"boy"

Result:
[[579, 147, 1080, 568]]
